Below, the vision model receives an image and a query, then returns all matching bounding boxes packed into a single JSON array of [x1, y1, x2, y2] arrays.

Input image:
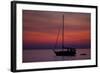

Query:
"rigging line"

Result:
[[54, 20, 61, 51]]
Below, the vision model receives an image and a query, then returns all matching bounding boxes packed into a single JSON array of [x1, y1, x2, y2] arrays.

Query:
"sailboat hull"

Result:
[[54, 51, 76, 56]]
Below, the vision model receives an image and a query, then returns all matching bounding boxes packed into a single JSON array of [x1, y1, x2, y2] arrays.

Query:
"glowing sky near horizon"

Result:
[[23, 10, 91, 49]]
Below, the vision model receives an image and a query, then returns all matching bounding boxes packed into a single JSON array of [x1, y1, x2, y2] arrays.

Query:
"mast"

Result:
[[62, 14, 64, 50], [61, 14, 64, 60]]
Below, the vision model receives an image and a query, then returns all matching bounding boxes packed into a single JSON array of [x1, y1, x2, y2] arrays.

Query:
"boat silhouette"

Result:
[[54, 14, 76, 56], [54, 47, 76, 56]]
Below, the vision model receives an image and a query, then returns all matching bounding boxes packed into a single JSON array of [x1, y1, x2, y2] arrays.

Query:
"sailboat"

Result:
[[54, 14, 76, 56]]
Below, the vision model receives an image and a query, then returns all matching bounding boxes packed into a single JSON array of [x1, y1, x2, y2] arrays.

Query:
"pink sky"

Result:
[[23, 10, 91, 49]]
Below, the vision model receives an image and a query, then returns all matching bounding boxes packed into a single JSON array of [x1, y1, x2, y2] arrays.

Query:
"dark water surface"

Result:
[[23, 48, 90, 63]]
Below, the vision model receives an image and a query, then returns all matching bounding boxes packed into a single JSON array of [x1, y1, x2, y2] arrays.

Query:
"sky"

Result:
[[23, 10, 91, 49]]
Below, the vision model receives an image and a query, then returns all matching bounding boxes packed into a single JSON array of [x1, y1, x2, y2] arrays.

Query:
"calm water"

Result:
[[23, 49, 90, 63]]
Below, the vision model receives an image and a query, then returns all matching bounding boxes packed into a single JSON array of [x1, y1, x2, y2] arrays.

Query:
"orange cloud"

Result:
[[23, 31, 62, 44], [23, 30, 90, 45], [64, 30, 90, 44]]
